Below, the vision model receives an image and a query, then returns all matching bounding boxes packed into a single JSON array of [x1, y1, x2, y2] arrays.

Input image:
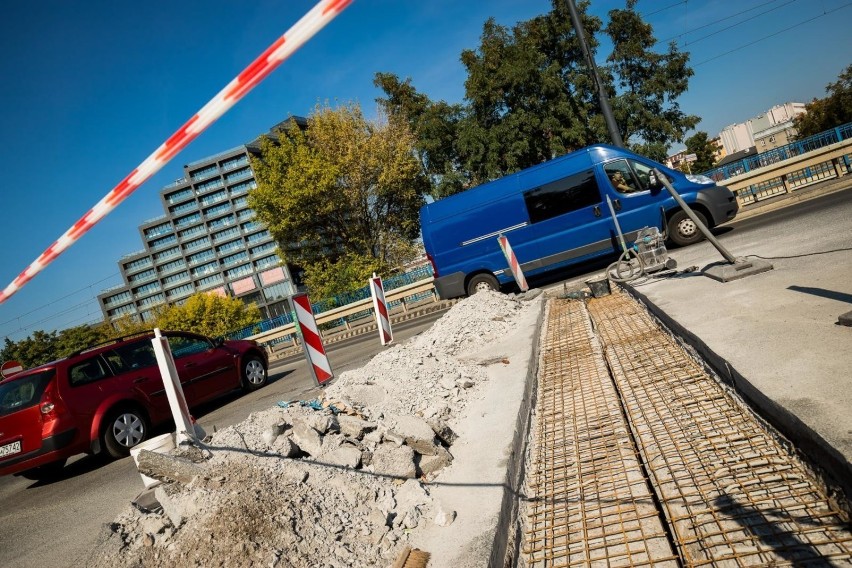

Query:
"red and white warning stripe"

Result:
[[292, 293, 334, 385], [0, 0, 353, 305], [497, 235, 529, 292], [369, 274, 393, 346]]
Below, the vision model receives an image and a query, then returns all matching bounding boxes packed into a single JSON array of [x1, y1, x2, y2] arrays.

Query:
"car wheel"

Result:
[[466, 273, 499, 296], [102, 407, 149, 458], [667, 209, 708, 247], [19, 459, 67, 481], [242, 356, 268, 392]]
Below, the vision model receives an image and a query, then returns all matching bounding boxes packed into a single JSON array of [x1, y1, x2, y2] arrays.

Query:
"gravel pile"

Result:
[[88, 290, 540, 568]]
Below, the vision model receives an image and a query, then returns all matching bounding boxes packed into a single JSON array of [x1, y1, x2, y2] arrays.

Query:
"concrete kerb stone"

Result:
[[622, 283, 852, 508], [407, 294, 546, 568]]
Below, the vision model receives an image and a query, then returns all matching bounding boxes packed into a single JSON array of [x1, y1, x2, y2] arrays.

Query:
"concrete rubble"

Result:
[[87, 289, 542, 568]]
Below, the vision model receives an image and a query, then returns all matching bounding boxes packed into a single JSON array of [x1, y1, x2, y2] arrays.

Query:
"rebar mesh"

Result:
[[520, 293, 852, 567], [588, 291, 852, 566], [522, 300, 679, 567]]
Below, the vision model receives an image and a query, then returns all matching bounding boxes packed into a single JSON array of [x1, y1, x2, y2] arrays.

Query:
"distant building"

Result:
[[718, 102, 806, 155], [665, 136, 725, 172], [719, 122, 755, 155], [97, 118, 306, 324]]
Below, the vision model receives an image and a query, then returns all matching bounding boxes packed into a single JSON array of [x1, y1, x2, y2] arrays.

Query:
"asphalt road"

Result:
[[0, 187, 848, 567]]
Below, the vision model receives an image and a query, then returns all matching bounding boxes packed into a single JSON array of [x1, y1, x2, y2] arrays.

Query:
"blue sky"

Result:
[[0, 0, 849, 342]]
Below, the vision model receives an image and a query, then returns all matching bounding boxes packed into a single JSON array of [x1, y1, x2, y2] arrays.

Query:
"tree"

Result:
[[54, 324, 111, 359], [373, 73, 467, 199], [375, 0, 698, 195], [794, 64, 852, 138], [605, 0, 699, 161], [248, 103, 428, 297], [683, 131, 718, 173], [155, 293, 261, 338], [1, 331, 59, 369]]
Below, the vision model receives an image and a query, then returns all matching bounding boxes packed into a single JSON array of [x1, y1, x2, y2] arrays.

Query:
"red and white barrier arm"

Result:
[[0, 0, 353, 305]]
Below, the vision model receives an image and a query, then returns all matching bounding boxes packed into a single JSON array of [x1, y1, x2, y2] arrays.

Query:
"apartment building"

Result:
[[718, 102, 806, 155], [97, 119, 305, 324]]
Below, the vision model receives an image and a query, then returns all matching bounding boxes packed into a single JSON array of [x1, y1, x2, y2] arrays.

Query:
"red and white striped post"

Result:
[[292, 293, 334, 386], [369, 273, 393, 346], [497, 235, 529, 292]]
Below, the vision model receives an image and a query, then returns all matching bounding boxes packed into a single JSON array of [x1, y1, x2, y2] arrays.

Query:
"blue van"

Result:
[[420, 144, 738, 299]]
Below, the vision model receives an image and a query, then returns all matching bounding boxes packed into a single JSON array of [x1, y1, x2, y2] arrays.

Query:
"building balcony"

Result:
[[221, 156, 250, 172]]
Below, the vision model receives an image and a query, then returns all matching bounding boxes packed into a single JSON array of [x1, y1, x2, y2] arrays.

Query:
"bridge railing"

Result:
[[702, 123, 852, 183], [698, 123, 852, 206], [222, 263, 436, 346]]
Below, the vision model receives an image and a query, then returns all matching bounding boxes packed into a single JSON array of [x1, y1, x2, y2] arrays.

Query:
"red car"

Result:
[[0, 330, 268, 479]]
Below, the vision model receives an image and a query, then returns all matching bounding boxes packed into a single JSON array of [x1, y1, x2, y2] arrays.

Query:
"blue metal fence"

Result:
[[701, 122, 852, 182], [222, 263, 435, 342]]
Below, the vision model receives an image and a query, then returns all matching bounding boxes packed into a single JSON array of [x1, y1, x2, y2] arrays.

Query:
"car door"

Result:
[[166, 333, 238, 406], [105, 339, 185, 421], [62, 355, 118, 422]]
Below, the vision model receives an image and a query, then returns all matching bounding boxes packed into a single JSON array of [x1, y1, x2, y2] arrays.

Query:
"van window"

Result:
[[69, 357, 110, 386], [604, 159, 672, 193], [604, 160, 641, 193], [523, 169, 601, 223]]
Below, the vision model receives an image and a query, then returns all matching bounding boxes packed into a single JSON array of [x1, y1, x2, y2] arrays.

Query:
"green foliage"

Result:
[[605, 0, 699, 161], [1, 331, 60, 369], [0, 324, 114, 369], [0, 294, 260, 369], [302, 252, 386, 300], [375, 0, 698, 195], [248, 103, 428, 293], [684, 131, 718, 173], [794, 64, 852, 138], [155, 293, 261, 338]]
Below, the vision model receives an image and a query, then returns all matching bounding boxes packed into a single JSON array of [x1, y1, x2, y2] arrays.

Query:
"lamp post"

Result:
[[565, 0, 624, 148]]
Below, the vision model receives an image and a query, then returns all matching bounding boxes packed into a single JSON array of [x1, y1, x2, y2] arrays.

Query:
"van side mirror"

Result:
[[647, 172, 659, 188]]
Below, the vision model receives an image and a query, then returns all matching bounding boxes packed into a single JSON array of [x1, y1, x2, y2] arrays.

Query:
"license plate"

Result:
[[0, 441, 22, 458]]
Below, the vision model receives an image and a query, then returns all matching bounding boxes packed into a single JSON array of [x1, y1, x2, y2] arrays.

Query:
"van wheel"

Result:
[[102, 406, 149, 459], [466, 273, 499, 296], [667, 210, 708, 247]]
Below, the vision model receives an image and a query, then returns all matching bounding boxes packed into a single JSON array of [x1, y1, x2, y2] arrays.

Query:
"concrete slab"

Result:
[[703, 258, 774, 282]]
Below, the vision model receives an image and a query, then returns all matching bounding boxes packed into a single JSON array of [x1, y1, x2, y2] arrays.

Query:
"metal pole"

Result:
[[606, 195, 628, 253], [652, 168, 737, 264], [565, 0, 624, 148]]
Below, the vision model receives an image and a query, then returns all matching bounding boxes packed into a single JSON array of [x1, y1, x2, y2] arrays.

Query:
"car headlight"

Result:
[[686, 174, 714, 184]]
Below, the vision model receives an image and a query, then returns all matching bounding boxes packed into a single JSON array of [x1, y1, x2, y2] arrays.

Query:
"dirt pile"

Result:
[[88, 290, 541, 567]]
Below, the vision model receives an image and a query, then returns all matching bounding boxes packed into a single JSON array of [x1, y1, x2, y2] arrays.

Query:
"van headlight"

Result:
[[686, 174, 714, 184]]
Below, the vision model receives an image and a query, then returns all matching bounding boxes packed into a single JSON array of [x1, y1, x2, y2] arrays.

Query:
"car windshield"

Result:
[[0, 370, 54, 417]]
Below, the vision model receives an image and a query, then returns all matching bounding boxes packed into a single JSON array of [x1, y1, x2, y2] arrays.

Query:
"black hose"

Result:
[[607, 249, 646, 283]]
